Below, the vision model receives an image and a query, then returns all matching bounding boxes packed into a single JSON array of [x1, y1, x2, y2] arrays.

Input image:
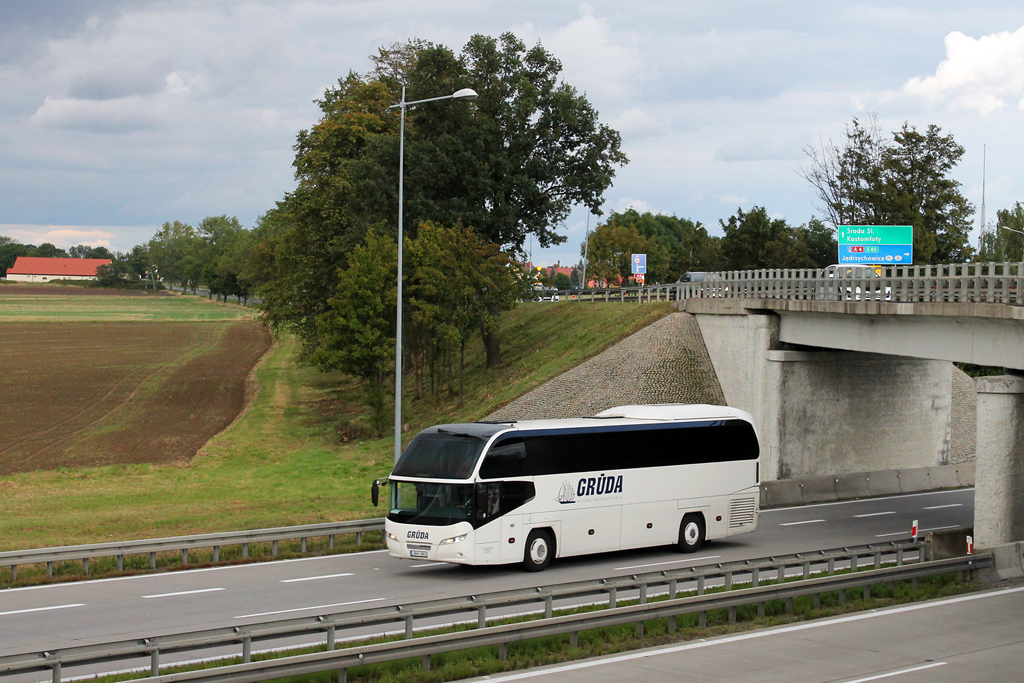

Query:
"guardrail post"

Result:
[[117, 555, 123, 572], [150, 650, 159, 677], [150, 552, 156, 570], [421, 655, 430, 671], [802, 561, 810, 579], [697, 574, 705, 595], [545, 595, 553, 618], [327, 625, 336, 650], [697, 573, 706, 627], [242, 543, 249, 559], [51, 660, 60, 683], [301, 537, 307, 553], [863, 585, 871, 600], [639, 583, 648, 604], [751, 567, 759, 587], [724, 571, 732, 590], [851, 553, 858, 572], [813, 593, 820, 610], [181, 549, 188, 565], [83, 558, 89, 576], [669, 578, 677, 598], [213, 546, 220, 562], [498, 643, 507, 661], [777, 563, 784, 583], [608, 586, 617, 608], [478, 605, 486, 628], [272, 540, 279, 557], [912, 576, 919, 591], [47, 561, 53, 576], [636, 619, 644, 637], [896, 547, 904, 565], [10, 564, 15, 581], [337, 668, 346, 683], [329, 534, 335, 550], [838, 588, 846, 605], [785, 597, 793, 614], [570, 631, 578, 648], [404, 615, 414, 639], [874, 551, 881, 569], [827, 557, 835, 574], [355, 532, 362, 547], [728, 606, 736, 624], [242, 636, 251, 663]]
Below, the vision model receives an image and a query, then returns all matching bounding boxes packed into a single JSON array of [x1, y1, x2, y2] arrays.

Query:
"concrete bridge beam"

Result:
[[974, 375, 1024, 549]]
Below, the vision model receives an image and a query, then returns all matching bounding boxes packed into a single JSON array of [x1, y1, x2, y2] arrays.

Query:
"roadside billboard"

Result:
[[837, 225, 913, 265]]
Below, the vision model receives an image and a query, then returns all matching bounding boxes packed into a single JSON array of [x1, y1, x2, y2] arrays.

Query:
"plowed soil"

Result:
[[0, 321, 272, 474]]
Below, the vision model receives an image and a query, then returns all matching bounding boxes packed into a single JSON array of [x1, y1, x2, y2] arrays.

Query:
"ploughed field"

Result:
[[0, 294, 271, 474]]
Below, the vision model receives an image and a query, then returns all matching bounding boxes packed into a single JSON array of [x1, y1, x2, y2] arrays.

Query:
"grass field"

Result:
[[0, 298, 674, 551]]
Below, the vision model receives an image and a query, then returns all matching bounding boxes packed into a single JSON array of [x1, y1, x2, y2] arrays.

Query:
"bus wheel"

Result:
[[678, 514, 705, 553], [523, 530, 554, 571]]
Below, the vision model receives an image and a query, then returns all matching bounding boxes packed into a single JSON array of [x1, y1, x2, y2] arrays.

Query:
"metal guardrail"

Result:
[[545, 261, 1024, 306], [2, 540, 940, 682], [4, 549, 986, 683], [0, 519, 385, 581]]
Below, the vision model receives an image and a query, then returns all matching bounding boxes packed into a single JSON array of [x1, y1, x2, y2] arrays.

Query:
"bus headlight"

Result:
[[386, 532, 399, 542], [439, 533, 467, 546]]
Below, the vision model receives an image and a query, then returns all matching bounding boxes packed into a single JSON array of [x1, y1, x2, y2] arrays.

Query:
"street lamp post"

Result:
[[390, 85, 477, 463]]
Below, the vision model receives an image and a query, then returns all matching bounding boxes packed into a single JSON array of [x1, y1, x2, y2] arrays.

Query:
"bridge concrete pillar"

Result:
[[974, 375, 1024, 548]]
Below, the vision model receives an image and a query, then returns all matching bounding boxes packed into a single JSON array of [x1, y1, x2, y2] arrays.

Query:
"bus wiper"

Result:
[[436, 428, 481, 438]]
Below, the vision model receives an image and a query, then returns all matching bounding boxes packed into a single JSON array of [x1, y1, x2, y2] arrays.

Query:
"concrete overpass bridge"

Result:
[[670, 262, 1022, 561]]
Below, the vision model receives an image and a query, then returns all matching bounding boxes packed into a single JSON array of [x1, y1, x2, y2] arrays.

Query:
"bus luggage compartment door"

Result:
[[560, 507, 622, 556]]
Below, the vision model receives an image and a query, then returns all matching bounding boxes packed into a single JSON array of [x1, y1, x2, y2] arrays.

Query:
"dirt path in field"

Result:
[[0, 320, 271, 474]]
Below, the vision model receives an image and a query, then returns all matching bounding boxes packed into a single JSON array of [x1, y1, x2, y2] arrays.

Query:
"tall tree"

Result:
[[583, 220, 668, 285], [603, 209, 722, 279], [802, 117, 975, 264], [719, 207, 836, 270], [980, 202, 1024, 262]]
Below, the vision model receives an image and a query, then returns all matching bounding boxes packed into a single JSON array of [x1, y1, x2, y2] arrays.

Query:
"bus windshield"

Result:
[[392, 432, 485, 479], [390, 481, 474, 526]]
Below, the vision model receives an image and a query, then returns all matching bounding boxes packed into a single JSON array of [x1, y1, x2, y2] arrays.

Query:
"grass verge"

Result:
[[89, 571, 978, 683]]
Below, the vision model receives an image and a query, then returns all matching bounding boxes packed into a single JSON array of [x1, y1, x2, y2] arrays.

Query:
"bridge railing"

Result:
[[679, 262, 1023, 304], [542, 262, 1022, 305]]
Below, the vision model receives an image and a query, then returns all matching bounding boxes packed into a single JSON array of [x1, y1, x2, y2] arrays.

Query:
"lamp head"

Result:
[[452, 88, 478, 99]]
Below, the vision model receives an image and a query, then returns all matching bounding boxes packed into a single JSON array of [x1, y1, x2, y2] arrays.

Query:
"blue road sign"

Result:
[[631, 254, 647, 274]]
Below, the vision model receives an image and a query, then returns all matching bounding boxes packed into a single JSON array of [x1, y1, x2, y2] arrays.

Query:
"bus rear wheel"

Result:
[[677, 514, 705, 553], [523, 530, 554, 571]]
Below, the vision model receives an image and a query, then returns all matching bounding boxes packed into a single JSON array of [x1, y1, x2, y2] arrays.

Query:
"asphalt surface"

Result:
[[462, 584, 1024, 683], [0, 489, 975, 680]]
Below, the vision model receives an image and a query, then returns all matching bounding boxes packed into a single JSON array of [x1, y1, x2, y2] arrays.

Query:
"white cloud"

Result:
[[714, 133, 805, 162], [719, 194, 748, 205], [611, 108, 671, 139], [540, 3, 646, 100], [613, 197, 665, 215], [0, 225, 121, 248], [904, 25, 1024, 114], [30, 95, 167, 133]]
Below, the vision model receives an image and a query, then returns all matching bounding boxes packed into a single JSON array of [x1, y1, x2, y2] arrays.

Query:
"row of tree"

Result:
[[580, 207, 837, 285]]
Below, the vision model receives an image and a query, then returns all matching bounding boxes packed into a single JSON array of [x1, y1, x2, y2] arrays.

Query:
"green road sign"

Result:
[[838, 225, 913, 265]]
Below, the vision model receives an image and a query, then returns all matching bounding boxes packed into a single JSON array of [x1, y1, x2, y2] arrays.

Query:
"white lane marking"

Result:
[[854, 511, 896, 518], [142, 588, 226, 599], [875, 531, 908, 538], [474, 587, 1024, 682], [762, 488, 974, 513], [1, 549, 391, 594], [923, 504, 963, 510], [843, 661, 947, 682], [0, 603, 85, 616], [614, 555, 720, 571], [779, 519, 826, 526], [279, 573, 353, 583], [235, 597, 386, 619]]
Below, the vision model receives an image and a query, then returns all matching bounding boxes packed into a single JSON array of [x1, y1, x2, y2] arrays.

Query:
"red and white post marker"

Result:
[[967, 535, 974, 555], [912, 519, 919, 539]]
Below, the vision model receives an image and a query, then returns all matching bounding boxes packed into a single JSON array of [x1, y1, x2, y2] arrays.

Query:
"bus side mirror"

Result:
[[371, 480, 379, 507]]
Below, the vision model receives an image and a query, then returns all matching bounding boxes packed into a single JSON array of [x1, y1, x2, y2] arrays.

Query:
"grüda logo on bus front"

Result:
[[556, 474, 623, 504]]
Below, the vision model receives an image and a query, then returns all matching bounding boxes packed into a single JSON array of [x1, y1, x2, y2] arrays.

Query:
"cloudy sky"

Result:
[[2, 1, 1023, 267]]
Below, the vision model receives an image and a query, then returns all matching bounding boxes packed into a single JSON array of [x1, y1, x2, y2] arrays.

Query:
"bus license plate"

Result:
[[410, 550, 428, 558]]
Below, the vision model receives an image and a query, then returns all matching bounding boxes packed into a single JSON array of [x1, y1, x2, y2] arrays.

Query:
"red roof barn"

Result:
[[5, 257, 112, 282]]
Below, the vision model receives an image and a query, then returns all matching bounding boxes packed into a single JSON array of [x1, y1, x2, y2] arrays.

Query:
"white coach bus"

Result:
[[372, 404, 760, 571]]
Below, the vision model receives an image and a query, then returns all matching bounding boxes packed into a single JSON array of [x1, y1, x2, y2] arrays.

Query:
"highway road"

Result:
[[0, 489, 974, 679], [465, 584, 1024, 683]]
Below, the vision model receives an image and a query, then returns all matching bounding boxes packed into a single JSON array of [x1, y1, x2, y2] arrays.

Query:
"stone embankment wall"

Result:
[[949, 365, 977, 464], [486, 312, 725, 421]]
